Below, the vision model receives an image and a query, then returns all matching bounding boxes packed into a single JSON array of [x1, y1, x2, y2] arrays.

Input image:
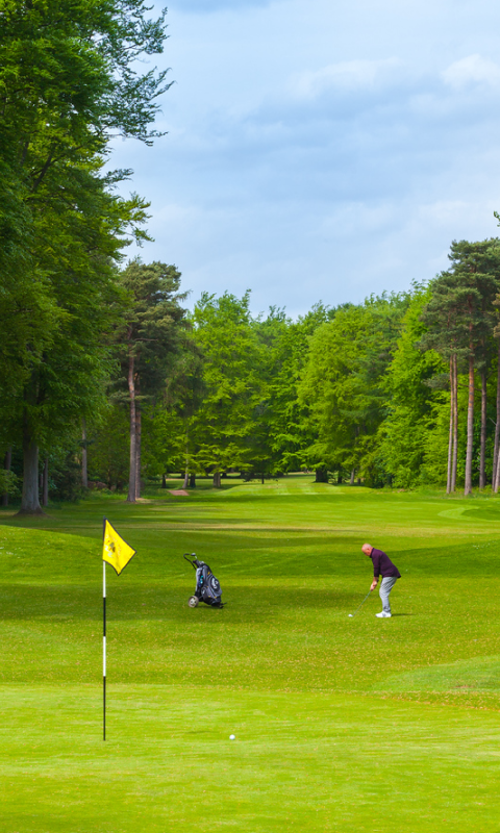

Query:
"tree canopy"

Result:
[[0, 0, 171, 512]]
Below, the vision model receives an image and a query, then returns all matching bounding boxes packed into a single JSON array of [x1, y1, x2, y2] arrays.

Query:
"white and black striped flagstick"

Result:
[[103, 559, 107, 741]]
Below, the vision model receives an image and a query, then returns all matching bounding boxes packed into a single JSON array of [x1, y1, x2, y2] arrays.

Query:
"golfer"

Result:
[[361, 544, 401, 618]]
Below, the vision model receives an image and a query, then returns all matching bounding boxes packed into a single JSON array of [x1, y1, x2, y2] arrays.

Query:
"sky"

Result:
[[111, 0, 500, 317]]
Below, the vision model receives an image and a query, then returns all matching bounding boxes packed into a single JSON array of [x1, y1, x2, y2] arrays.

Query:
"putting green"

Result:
[[1, 685, 500, 833], [1, 478, 499, 831]]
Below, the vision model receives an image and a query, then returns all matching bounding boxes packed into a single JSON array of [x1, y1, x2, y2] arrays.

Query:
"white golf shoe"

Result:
[[376, 611, 391, 618]]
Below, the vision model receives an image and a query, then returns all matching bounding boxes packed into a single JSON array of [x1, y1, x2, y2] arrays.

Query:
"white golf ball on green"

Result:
[[229, 734, 235, 740]]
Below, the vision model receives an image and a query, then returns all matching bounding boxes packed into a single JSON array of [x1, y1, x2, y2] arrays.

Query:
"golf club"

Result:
[[348, 589, 373, 618]]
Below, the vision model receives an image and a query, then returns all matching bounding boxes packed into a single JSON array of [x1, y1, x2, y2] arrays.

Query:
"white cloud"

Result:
[[442, 54, 500, 89], [294, 58, 401, 99], [115, 1, 500, 313]]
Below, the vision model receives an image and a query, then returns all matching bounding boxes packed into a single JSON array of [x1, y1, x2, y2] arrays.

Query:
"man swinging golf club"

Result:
[[362, 543, 401, 618]]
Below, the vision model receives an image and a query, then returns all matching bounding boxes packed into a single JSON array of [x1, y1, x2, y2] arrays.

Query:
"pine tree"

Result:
[[114, 260, 188, 502], [421, 240, 500, 494]]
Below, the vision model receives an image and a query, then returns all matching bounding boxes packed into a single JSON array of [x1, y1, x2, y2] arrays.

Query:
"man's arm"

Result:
[[370, 550, 380, 591]]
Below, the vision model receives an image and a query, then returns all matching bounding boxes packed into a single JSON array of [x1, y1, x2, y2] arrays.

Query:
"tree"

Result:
[[420, 275, 466, 492], [86, 403, 130, 490], [160, 340, 205, 488], [379, 286, 445, 488], [259, 304, 332, 479], [299, 295, 408, 485], [113, 260, 189, 502], [191, 292, 265, 487]]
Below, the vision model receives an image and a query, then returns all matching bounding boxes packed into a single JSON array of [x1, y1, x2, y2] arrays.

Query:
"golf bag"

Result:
[[183, 553, 224, 608]]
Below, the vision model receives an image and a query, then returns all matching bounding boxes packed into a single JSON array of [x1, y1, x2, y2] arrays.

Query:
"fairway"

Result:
[[1, 478, 500, 832]]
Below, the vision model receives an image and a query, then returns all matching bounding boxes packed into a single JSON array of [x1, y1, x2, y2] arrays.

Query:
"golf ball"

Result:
[[229, 734, 235, 740], [348, 614, 353, 617]]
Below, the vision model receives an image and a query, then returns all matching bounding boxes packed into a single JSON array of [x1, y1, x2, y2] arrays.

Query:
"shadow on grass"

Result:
[[0, 583, 358, 622]]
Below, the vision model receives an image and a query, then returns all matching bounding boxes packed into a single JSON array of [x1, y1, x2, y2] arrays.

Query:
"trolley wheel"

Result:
[[188, 595, 199, 608]]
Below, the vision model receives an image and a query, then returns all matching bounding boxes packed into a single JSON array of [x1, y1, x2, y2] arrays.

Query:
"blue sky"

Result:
[[112, 0, 500, 316]]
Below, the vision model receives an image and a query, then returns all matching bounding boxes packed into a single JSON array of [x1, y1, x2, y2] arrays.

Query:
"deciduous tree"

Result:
[[0, 0, 171, 512]]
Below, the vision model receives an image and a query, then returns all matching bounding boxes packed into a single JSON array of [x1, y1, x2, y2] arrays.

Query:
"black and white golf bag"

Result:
[[183, 553, 224, 608]]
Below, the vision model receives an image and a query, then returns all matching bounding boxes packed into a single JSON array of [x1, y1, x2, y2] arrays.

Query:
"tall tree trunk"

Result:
[[446, 355, 453, 494], [127, 351, 137, 503], [135, 403, 141, 500], [161, 473, 167, 489], [464, 353, 474, 495], [350, 468, 355, 486], [479, 368, 487, 489], [315, 467, 328, 483], [189, 473, 196, 488], [18, 420, 43, 515], [451, 353, 458, 492], [495, 441, 500, 494], [183, 438, 189, 489], [2, 447, 12, 507], [493, 341, 500, 492], [42, 457, 49, 506], [81, 417, 88, 489], [213, 471, 221, 488]]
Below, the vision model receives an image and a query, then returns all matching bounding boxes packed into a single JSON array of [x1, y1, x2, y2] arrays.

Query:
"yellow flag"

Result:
[[102, 519, 136, 575]]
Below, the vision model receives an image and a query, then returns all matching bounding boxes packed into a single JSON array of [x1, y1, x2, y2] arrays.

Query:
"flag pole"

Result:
[[103, 559, 106, 741], [102, 517, 136, 740]]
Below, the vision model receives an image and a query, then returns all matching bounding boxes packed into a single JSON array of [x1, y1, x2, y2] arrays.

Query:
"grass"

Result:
[[1, 477, 500, 832]]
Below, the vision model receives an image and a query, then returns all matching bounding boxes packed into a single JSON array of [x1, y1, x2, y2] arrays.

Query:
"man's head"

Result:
[[361, 543, 373, 556]]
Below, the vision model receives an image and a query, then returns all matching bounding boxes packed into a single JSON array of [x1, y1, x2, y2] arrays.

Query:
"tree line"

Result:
[[5, 237, 500, 507]]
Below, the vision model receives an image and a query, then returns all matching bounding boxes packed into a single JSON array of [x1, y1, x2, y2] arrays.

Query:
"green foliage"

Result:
[[0, 0, 171, 510], [114, 258, 189, 401], [418, 393, 452, 486], [420, 239, 500, 367], [140, 405, 185, 479], [48, 453, 84, 503], [87, 403, 129, 489], [419, 239, 500, 493], [299, 294, 409, 482], [378, 287, 446, 488], [110, 258, 189, 498], [262, 304, 331, 474], [189, 292, 266, 480], [0, 468, 19, 498]]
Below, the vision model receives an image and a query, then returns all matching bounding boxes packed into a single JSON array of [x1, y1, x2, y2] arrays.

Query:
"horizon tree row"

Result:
[[5, 238, 500, 504], [82, 236, 500, 498]]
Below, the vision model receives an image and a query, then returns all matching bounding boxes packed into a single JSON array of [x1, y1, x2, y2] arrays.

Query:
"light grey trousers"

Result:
[[379, 576, 398, 614]]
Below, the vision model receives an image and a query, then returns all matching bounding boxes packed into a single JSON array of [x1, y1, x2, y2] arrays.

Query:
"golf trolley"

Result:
[[183, 553, 224, 608]]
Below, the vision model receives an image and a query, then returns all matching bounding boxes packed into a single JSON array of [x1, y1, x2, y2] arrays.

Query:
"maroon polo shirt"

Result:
[[370, 548, 401, 579]]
